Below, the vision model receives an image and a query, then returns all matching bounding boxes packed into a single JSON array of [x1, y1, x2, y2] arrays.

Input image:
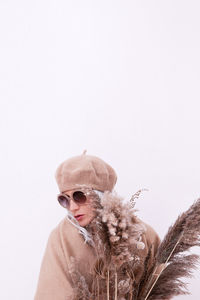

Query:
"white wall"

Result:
[[0, 1, 199, 299]]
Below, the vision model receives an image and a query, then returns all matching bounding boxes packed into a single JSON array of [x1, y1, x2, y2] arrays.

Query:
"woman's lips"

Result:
[[75, 214, 84, 220]]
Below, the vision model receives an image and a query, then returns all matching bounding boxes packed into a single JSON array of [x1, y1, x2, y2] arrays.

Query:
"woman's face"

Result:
[[63, 189, 96, 227]]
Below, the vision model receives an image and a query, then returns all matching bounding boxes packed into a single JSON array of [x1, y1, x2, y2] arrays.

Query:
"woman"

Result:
[[34, 151, 161, 300]]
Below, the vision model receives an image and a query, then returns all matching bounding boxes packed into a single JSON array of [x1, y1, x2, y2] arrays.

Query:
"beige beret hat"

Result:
[[55, 151, 117, 193]]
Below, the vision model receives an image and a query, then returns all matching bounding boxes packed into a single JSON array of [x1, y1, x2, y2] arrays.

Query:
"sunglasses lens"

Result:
[[58, 195, 69, 208], [73, 191, 87, 204]]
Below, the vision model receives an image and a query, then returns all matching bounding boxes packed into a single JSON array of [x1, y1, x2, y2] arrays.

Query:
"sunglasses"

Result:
[[57, 190, 88, 209]]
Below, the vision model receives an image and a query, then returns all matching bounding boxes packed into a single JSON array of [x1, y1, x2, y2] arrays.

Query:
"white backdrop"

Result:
[[0, 1, 200, 299]]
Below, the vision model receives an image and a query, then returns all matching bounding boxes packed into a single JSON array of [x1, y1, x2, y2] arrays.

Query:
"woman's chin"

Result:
[[78, 216, 93, 227], [79, 220, 89, 227]]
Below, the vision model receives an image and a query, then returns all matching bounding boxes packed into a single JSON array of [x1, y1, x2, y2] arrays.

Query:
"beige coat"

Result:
[[34, 217, 161, 300]]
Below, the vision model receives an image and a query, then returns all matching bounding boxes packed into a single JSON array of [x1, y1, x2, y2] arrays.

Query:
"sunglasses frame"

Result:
[[57, 188, 92, 209]]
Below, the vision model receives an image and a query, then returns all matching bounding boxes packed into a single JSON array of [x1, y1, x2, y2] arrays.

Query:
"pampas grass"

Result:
[[138, 198, 200, 300], [69, 190, 147, 299], [68, 190, 200, 300]]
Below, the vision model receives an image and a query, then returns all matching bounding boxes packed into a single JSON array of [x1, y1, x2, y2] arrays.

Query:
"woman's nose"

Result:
[[69, 199, 79, 211]]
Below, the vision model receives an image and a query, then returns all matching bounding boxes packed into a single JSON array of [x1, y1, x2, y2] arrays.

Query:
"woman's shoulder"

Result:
[[47, 216, 81, 247], [135, 217, 161, 248], [50, 216, 76, 233], [47, 216, 96, 264]]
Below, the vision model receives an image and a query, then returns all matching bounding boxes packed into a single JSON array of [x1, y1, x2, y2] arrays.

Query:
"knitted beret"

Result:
[[55, 151, 117, 193]]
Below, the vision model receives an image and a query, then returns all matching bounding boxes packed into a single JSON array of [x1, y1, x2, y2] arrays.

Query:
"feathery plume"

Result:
[[68, 190, 200, 300], [139, 198, 200, 300]]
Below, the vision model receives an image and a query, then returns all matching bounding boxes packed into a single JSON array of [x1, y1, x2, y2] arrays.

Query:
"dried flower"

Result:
[[67, 192, 200, 300]]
